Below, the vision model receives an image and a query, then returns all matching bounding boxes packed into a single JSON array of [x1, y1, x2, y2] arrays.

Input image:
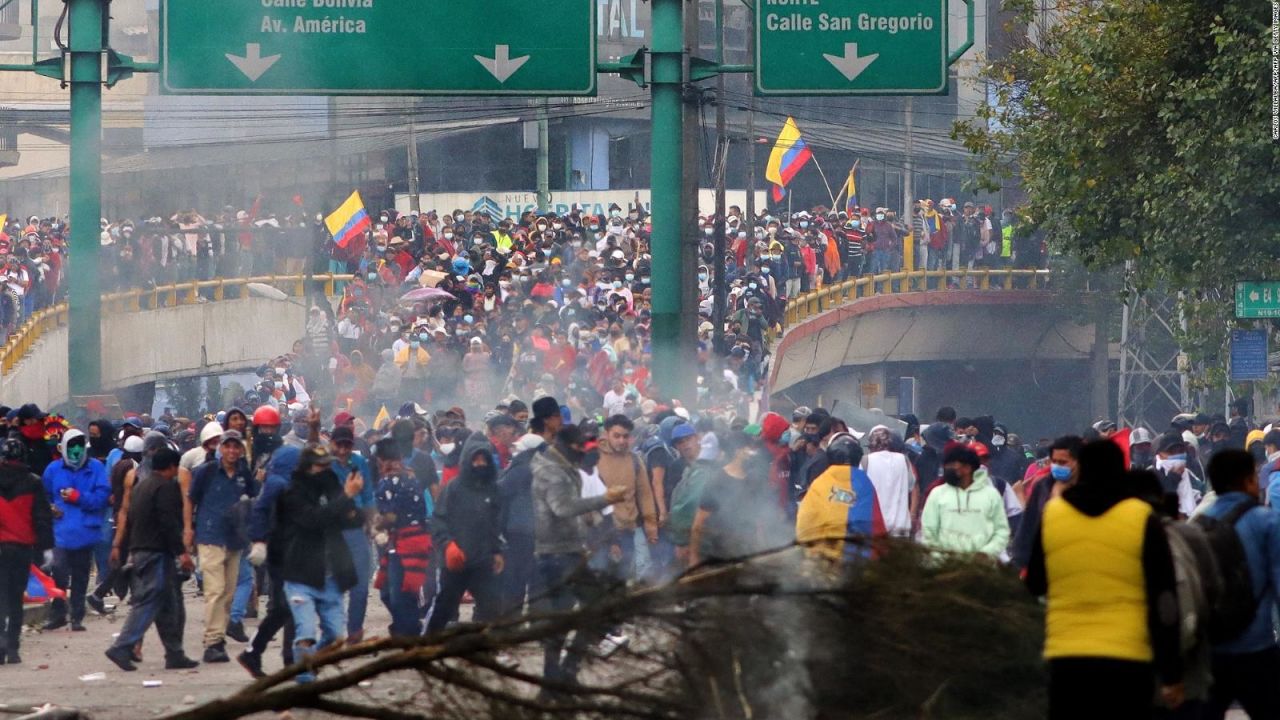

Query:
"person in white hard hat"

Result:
[[181, 422, 223, 473], [1129, 427, 1156, 470]]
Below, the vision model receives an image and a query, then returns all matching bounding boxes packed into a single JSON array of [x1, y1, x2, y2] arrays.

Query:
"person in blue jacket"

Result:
[[41, 429, 110, 631], [1200, 449, 1280, 719], [236, 446, 299, 679]]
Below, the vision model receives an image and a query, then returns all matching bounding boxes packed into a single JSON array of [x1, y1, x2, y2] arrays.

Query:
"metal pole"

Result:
[[67, 0, 105, 396], [903, 98, 915, 267], [536, 98, 550, 213], [649, 0, 686, 399], [406, 101, 421, 214], [712, 0, 727, 354], [744, 5, 756, 223]]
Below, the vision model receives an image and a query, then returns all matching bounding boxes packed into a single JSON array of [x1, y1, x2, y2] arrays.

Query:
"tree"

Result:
[[954, 0, 1278, 390]]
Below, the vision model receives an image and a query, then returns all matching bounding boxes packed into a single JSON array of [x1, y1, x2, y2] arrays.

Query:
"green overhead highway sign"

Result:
[[1236, 282, 1280, 318], [161, 0, 596, 96], [755, 0, 948, 95]]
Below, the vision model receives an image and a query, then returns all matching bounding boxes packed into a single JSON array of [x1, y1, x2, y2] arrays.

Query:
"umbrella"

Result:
[[399, 286, 455, 306]]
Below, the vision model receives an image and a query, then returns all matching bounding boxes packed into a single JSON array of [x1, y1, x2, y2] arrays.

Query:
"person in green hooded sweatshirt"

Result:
[[920, 443, 1009, 558]]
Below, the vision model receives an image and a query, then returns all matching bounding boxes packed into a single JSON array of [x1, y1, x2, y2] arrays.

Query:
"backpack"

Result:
[[1191, 498, 1261, 644], [1163, 520, 1214, 653]]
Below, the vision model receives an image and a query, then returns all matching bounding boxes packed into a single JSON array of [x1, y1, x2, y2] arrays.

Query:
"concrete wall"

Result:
[[771, 291, 1094, 395], [0, 325, 69, 409], [3, 297, 307, 409]]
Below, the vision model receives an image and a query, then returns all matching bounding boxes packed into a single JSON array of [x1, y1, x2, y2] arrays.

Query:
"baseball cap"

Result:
[[670, 423, 696, 442], [220, 429, 245, 447], [299, 444, 334, 467], [331, 426, 355, 444]]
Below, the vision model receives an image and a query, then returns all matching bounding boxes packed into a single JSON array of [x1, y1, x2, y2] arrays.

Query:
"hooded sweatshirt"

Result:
[[42, 429, 111, 550], [431, 434, 504, 570], [919, 468, 1009, 557], [0, 459, 54, 549]]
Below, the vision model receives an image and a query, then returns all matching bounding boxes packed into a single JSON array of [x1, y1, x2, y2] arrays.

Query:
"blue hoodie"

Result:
[[1201, 492, 1280, 655], [42, 453, 111, 550]]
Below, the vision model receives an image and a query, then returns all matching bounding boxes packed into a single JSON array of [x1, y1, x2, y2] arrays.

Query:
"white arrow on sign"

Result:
[[1251, 291, 1262, 302], [474, 45, 530, 84], [823, 43, 879, 82], [225, 43, 281, 82]]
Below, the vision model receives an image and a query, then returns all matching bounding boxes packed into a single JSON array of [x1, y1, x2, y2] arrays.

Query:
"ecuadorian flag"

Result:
[[766, 117, 812, 202], [325, 191, 372, 249], [845, 163, 859, 214]]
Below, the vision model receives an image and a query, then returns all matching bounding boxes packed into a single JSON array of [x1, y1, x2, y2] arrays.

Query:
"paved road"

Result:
[[1, 585, 400, 720]]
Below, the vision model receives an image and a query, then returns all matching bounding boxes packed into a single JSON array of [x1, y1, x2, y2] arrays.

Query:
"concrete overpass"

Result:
[[0, 275, 347, 410], [769, 269, 1106, 439]]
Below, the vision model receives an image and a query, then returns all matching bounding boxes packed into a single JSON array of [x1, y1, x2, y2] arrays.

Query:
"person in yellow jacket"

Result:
[[1025, 440, 1185, 719], [394, 339, 430, 406]]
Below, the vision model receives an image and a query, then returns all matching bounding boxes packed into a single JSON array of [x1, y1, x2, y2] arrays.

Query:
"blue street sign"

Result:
[[1230, 329, 1269, 382]]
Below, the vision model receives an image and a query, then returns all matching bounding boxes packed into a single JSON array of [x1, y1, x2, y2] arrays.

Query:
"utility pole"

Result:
[[67, 0, 106, 395], [744, 9, 756, 223], [678, 0, 701, 398], [536, 98, 551, 213], [712, 0, 728, 354], [649, 0, 688, 400], [406, 100, 421, 213], [903, 97, 914, 224]]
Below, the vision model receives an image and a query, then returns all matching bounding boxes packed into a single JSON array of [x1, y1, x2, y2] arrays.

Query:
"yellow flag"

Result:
[[373, 405, 391, 431]]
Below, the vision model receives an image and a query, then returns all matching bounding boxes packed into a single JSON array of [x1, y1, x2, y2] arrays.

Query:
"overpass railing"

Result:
[[784, 268, 1053, 326], [0, 273, 354, 375]]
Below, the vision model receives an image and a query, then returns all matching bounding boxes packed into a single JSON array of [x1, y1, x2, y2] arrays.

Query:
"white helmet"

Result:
[[198, 422, 224, 447], [1130, 427, 1154, 446]]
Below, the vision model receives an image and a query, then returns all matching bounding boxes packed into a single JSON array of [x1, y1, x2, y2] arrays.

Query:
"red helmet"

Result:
[[252, 405, 281, 427]]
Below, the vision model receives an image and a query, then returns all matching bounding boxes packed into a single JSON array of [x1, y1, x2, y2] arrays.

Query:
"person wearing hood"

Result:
[[86, 419, 116, 462], [497, 431, 548, 616], [759, 412, 795, 516], [41, 428, 110, 631], [919, 443, 1009, 558], [0, 435, 53, 663], [1025, 440, 1183, 719], [237, 446, 301, 679], [531, 424, 628, 691], [425, 434, 505, 634], [276, 444, 364, 684]]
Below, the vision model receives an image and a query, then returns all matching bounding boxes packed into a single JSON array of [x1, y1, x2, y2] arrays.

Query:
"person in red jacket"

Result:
[[759, 412, 795, 517], [0, 436, 54, 664]]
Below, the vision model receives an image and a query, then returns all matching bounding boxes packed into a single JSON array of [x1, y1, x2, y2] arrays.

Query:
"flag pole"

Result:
[[808, 154, 837, 209]]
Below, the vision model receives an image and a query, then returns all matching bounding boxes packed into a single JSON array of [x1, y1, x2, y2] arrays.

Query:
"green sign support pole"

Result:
[[648, 0, 685, 400], [68, 0, 105, 396]]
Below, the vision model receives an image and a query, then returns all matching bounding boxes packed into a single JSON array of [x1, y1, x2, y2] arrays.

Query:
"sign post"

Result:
[[1230, 329, 1269, 382], [755, 0, 948, 95], [161, 0, 596, 96], [1235, 282, 1280, 318]]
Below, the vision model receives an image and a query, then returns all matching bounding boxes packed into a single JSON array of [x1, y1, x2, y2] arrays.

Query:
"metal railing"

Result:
[[0, 273, 354, 375], [783, 268, 1053, 326]]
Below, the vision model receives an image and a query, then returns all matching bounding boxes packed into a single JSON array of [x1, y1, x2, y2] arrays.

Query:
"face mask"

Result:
[[748, 282, 758, 290], [380, 216, 389, 223], [876, 213, 885, 221], [1165, 453, 1187, 465], [471, 463, 496, 481], [590, 224, 600, 232], [410, 340, 420, 348], [419, 333, 429, 343], [583, 449, 601, 469], [443, 232, 454, 240], [561, 278, 572, 288], [799, 221, 809, 229], [367, 273, 378, 282], [612, 281, 622, 289], [65, 442, 87, 468], [698, 273, 708, 282], [992, 436, 1006, 447], [802, 432, 821, 445], [761, 267, 770, 275], [943, 469, 962, 487], [641, 276, 650, 284], [625, 273, 635, 282], [1050, 464, 1072, 482], [454, 214, 464, 221], [553, 222, 563, 230], [906, 439, 922, 452], [439, 442, 456, 456]]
